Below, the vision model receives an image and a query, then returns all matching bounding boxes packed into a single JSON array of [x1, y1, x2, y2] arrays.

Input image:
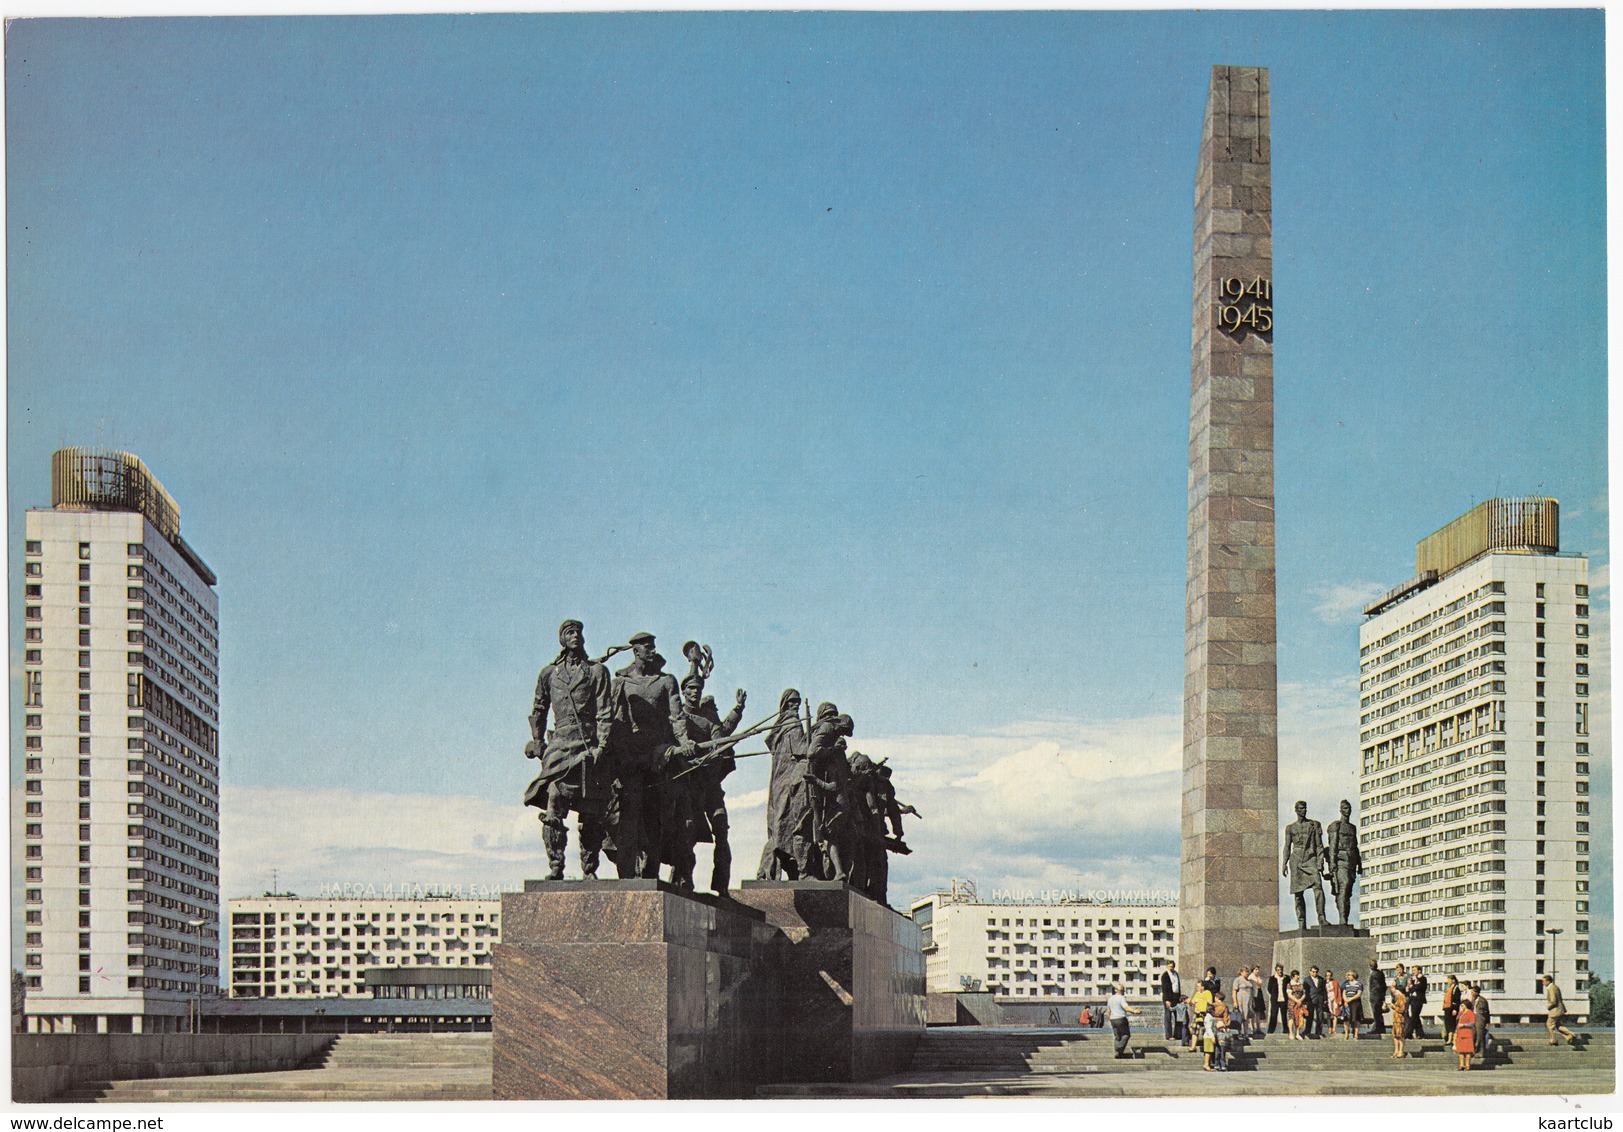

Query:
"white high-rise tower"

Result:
[[1358, 498, 1592, 1020], [19, 449, 220, 1033]]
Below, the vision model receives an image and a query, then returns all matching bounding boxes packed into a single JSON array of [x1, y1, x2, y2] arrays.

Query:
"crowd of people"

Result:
[[1144, 958, 1584, 1070]]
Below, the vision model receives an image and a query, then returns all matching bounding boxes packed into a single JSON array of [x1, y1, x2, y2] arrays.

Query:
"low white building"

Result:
[[227, 894, 501, 999], [911, 885, 1178, 1000]]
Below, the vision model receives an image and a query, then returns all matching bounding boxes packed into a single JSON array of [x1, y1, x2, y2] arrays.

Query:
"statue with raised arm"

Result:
[[1282, 799, 1328, 931], [524, 620, 614, 880], [1324, 798, 1363, 926], [674, 671, 746, 893]]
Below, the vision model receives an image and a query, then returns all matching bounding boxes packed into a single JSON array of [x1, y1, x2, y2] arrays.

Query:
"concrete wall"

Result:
[[13, 1033, 335, 1103]]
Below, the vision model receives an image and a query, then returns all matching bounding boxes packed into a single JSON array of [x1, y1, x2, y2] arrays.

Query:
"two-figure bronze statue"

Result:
[[1281, 798, 1362, 931], [524, 620, 916, 904]]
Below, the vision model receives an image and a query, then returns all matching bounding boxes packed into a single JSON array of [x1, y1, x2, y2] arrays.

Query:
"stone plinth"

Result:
[[1273, 927, 1376, 986], [735, 880, 926, 1082], [491, 880, 779, 1100], [1181, 63, 1279, 981]]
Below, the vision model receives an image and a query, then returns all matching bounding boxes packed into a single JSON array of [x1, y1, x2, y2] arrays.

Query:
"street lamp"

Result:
[[187, 918, 206, 1034], [1545, 927, 1563, 984]]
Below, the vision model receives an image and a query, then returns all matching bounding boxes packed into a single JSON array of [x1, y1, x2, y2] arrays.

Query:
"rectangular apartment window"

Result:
[[79, 543, 90, 560], [25, 606, 40, 621], [79, 651, 90, 667], [79, 608, 91, 625], [128, 544, 143, 557], [26, 540, 41, 555], [25, 584, 41, 598], [25, 562, 40, 577], [25, 650, 40, 663]]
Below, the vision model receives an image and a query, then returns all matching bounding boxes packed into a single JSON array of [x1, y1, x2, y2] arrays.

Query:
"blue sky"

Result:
[[6, 12, 1609, 960]]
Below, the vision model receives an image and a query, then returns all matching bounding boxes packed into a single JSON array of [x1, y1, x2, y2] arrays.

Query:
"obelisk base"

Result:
[[1273, 926, 1376, 985]]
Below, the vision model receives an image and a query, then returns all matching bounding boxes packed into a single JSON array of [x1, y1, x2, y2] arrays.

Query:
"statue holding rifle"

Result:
[[673, 663, 746, 893], [608, 632, 694, 879]]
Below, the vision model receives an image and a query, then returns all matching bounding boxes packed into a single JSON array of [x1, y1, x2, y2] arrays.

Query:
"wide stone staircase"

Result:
[[756, 1025, 1616, 1098], [57, 1033, 493, 1103]]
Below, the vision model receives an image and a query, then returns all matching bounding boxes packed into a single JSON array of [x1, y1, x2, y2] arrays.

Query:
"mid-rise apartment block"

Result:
[[912, 888, 1177, 1000], [227, 895, 501, 998], [19, 449, 220, 1033], [1358, 498, 1593, 1020]]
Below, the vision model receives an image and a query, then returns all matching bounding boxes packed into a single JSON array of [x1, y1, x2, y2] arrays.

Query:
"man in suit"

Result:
[[1305, 965, 1327, 1039], [1159, 959, 1181, 1040], [1267, 963, 1287, 1034], [1470, 984, 1491, 1063], [1408, 965, 1429, 1039], [1364, 958, 1387, 1038]]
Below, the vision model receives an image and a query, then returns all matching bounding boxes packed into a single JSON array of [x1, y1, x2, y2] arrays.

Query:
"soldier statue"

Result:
[[1282, 799, 1328, 931], [806, 705, 855, 881], [847, 755, 917, 905], [675, 671, 746, 893], [608, 632, 693, 879], [1324, 798, 1363, 926], [524, 620, 613, 880]]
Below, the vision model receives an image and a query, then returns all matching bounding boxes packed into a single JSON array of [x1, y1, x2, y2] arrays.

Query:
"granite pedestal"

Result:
[[491, 880, 779, 1100], [1273, 926, 1376, 985], [735, 880, 926, 1082]]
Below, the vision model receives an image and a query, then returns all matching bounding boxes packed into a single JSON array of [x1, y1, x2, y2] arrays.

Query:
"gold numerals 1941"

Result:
[[1217, 276, 1272, 335]]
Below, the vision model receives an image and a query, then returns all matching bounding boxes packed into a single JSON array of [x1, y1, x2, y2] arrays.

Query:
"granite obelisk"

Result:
[[1181, 65, 1279, 979]]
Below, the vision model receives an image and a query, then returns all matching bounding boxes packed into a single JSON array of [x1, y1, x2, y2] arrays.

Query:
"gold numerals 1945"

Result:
[[1217, 276, 1272, 335]]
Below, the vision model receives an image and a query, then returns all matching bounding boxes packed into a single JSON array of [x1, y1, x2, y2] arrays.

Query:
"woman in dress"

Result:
[[1232, 969, 1255, 1041], [1390, 985, 1409, 1059], [1454, 997, 1477, 1070], [1249, 966, 1267, 1037], [1327, 973, 1345, 1038], [1287, 973, 1308, 1040]]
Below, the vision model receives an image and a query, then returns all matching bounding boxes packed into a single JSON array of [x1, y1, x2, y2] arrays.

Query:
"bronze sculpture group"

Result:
[[1281, 798, 1363, 931], [525, 620, 914, 903]]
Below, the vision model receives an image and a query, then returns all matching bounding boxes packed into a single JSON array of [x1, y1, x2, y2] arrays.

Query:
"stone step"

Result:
[[59, 1033, 495, 1103]]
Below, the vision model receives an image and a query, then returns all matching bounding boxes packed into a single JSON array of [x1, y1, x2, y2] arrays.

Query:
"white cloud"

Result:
[[1310, 582, 1389, 625]]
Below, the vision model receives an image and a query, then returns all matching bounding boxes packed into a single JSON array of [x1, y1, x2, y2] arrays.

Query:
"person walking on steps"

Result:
[[1107, 984, 1142, 1059], [1544, 975, 1579, 1046]]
